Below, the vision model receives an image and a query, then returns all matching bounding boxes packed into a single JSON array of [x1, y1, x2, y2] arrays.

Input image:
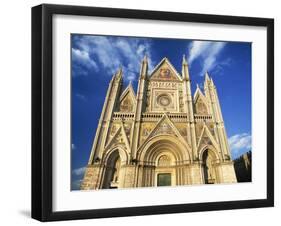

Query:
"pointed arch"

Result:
[[198, 146, 220, 162], [103, 145, 129, 165], [102, 147, 128, 189], [200, 147, 220, 184]]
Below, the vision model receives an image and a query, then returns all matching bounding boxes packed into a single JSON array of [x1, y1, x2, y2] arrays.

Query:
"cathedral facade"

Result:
[[81, 56, 237, 190]]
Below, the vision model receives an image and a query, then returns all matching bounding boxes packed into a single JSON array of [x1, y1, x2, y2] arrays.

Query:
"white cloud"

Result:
[[72, 167, 86, 176], [75, 93, 86, 101], [71, 143, 76, 150], [211, 57, 233, 76], [71, 179, 83, 190], [188, 41, 227, 76], [73, 35, 155, 81], [72, 48, 98, 70], [188, 41, 209, 65], [228, 133, 252, 155]]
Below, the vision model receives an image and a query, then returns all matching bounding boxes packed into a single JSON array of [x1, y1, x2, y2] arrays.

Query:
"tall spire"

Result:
[[182, 54, 190, 80], [204, 72, 211, 89], [114, 67, 123, 82], [205, 72, 211, 82], [210, 77, 215, 87], [182, 54, 187, 65], [143, 54, 148, 63], [140, 54, 148, 79]]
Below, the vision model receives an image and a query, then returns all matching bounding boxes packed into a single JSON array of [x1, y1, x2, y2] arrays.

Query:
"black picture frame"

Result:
[[31, 4, 274, 222]]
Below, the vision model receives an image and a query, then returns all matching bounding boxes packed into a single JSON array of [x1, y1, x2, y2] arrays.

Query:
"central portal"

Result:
[[139, 137, 190, 187], [157, 173, 172, 186]]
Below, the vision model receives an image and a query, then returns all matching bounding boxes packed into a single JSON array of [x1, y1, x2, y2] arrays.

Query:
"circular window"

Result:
[[157, 94, 171, 107]]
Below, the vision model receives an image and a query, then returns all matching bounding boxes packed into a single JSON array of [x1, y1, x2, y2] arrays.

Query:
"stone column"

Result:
[[131, 56, 148, 159], [182, 55, 197, 161], [120, 165, 137, 188], [218, 162, 237, 183], [189, 163, 204, 184]]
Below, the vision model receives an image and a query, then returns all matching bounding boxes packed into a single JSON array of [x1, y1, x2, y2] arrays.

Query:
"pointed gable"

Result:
[[197, 125, 219, 151], [119, 83, 136, 112], [138, 114, 191, 150], [105, 122, 131, 152], [194, 86, 209, 114], [150, 57, 182, 81]]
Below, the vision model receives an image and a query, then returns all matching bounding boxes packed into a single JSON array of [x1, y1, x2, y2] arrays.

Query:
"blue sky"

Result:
[[71, 34, 252, 190]]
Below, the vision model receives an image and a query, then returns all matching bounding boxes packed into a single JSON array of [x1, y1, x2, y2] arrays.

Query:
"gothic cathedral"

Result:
[[81, 56, 237, 189]]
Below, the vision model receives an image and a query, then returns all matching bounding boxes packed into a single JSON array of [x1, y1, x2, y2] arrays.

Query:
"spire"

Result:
[[205, 72, 211, 82], [194, 83, 203, 98], [128, 80, 133, 89], [114, 67, 123, 82], [143, 54, 148, 63], [182, 54, 187, 65], [140, 54, 148, 79], [210, 77, 215, 87], [204, 72, 211, 88], [117, 67, 122, 76], [182, 54, 190, 80]]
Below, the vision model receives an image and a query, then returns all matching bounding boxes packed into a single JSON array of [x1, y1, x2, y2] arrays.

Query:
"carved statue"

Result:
[[112, 158, 121, 183], [206, 156, 213, 179]]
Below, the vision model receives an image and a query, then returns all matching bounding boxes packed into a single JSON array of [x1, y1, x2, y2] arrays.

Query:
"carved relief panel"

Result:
[[119, 94, 134, 112], [109, 124, 119, 137], [123, 123, 132, 139], [140, 123, 155, 144], [148, 82, 179, 113], [195, 97, 208, 114], [175, 123, 188, 140], [150, 66, 178, 81], [195, 123, 204, 143], [105, 123, 120, 146]]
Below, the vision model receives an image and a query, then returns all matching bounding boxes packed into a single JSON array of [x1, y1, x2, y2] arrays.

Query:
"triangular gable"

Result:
[[119, 83, 136, 112], [105, 122, 131, 152], [194, 86, 207, 104], [138, 113, 191, 150], [120, 83, 136, 102], [197, 124, 219, 151], [194, 86, 209, 114], [149, 57, 182, 81]]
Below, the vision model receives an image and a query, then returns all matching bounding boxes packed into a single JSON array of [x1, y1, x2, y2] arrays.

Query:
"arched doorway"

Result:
[[102, 150, 121, 189], [202, 149, 217, 184], [156, 154, 173, 186], [138, 135, 191, 187]]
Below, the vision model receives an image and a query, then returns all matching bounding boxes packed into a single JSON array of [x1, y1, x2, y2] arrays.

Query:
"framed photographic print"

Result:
[[31, 4, 274, 221]]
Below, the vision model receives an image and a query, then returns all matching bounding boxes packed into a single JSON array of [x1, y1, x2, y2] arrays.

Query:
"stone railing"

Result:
[[112, 112, 135, 121], [112, 112, 212, 122], [142, 112, 188, 122], [141, 113, 163, 121], [194, 114, 212, 122]]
